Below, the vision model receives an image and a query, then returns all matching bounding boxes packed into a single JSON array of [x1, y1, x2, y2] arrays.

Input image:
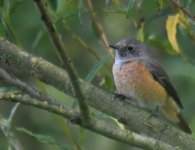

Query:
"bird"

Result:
[[110, 36, 192, 134]]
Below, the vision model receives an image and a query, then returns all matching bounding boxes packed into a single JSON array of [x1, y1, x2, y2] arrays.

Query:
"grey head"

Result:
[[110, 36, 150, 66]]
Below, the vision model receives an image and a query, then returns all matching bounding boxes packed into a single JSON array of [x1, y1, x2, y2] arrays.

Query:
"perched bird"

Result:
[[110, 36, 192, 134]]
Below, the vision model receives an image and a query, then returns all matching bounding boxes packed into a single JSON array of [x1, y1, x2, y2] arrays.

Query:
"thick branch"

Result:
[[0, 92, 175, 150], [0, 38, 194, 149], [86, 0, 114, 59], [167, 0, 195, 21], [34, 0, 90, 122]]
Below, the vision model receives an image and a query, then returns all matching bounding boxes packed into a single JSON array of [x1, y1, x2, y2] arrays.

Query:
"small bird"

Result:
[[110, 36, 192, 134]]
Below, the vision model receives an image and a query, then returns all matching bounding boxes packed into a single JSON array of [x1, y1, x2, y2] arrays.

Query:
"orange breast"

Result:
[[113, 61, 168, 109]]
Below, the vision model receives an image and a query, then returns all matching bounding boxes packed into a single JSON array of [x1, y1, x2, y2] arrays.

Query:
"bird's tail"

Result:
[[161, 97, 192, 134], [177, 113, 192, 134], [162, 108, 192, 134]]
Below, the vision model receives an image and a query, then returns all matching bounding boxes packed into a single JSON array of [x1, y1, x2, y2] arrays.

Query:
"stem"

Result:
[[34, 0, 90, 123], [86, 0, 114, 59], [167, 0, 195, 21]]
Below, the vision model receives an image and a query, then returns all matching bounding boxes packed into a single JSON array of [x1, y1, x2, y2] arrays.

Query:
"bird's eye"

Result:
[[127, 46, 134, 51]]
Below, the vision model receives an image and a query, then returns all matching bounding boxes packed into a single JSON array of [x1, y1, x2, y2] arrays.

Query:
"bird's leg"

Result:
[[143, 106, 160, 133], [113, 91, 126, 101], [113, 91, 137, 106], [148, 106, 159, 119]]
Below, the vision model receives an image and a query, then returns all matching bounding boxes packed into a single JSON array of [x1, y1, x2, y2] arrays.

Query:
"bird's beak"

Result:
[[109, 45, 117, 50]]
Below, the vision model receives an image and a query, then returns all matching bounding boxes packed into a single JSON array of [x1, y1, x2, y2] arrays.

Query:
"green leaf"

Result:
[[78, 127, 86, 145], [146, 35, 177, 55], [48, 0, 57, 11], [57, 117, 81, 150], [95, 112, 124, 129], [186, 0, 193, 8], [112, 0, 120, 6], [0, 15, 11, 39], [0, 102, 20, 136], [0, 21, 5, 36], [0, 116, 9, 128], [78, 0, 84, 24], [7, 103, 20, 124], [126, 0, 136, 18], [9, 0, 24, 14], [145, 8, 171, 26], [1, 6, 21, 45], [85, 56, 107, 82], [3, 0, 10, 15], [177, 13, 195, 44], [136, 20, 145, 42], [31, 30, 44, 53], [56, 0, 78, 16], [102, 7, 125, 15], [16, 127, 57, 144], [157, 0, 164, 12], [35, 80, 78, 149], [91, 21, 100, 41], [15, 126, 72, 150]]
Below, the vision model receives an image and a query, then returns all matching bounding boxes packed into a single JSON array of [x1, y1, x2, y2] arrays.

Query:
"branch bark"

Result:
[[34, 0, 90, 123], [86, 0, 114, 59], [0, 38, 194, 149], [0, 68, 62, 107], [0, 92, 176, 150], [167, 0, 195, 21]]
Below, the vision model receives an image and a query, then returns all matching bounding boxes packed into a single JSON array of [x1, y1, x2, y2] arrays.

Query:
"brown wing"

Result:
[[141, 58, 183, 109]]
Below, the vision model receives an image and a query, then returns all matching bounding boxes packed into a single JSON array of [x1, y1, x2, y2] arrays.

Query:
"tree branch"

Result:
[[33, 0, 90, 123], [63, 21, 100, 61], [86, 0, 114, 59], [0, 38, 194, 149], [167, 0, 195, 21], [63, 21, 111, 70], [0, 92, 175, 150], [0, 68, 62, 107]]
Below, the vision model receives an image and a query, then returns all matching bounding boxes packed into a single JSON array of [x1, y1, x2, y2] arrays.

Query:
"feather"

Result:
[[142, 58, 183, 109]]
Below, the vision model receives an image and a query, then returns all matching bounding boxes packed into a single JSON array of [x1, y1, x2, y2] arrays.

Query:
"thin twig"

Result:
[[63, 21, 100, 60], [86, 0, 114, 59], [0, 92, 175, 150], [34, 0, 90, 123], [63, 21, 111, 70], [0, 116, 24, 150], [0, 68, 64, 108], [167, 0, 195, 21]]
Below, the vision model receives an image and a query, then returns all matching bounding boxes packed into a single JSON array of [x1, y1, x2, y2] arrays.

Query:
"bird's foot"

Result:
[[147, 106, 159, 120], [113, 92, 126, 101]]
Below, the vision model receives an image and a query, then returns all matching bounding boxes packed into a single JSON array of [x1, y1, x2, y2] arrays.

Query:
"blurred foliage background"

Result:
[[0, 0, 195, 150]]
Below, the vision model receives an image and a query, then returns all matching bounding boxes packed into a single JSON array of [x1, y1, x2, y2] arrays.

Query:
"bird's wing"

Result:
[[141, 58, 183, 109]]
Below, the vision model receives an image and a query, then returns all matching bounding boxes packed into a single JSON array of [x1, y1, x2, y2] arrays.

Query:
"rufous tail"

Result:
[[177, 113, 192, 134]]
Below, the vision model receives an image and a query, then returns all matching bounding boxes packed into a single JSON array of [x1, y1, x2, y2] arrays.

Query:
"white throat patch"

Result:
[[114, 56, 147, 68]]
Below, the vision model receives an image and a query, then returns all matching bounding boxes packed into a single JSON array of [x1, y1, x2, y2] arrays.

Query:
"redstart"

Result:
[[110, 36, 192, 134]]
